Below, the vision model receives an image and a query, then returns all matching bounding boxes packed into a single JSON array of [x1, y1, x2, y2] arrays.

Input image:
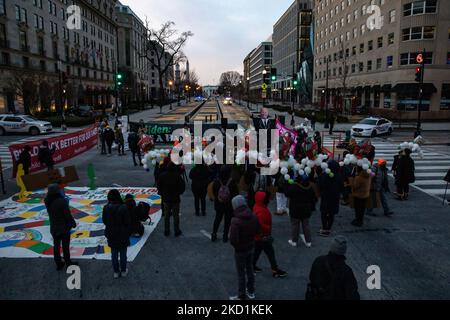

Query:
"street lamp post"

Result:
[[246, 76, 250, 109], [324, 57, 330, 129], [168, 80, 173, 110], [262, 69, 268, 111]]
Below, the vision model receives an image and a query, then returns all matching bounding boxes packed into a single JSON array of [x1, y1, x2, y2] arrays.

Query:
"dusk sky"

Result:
[[121, 0, 294, 86]]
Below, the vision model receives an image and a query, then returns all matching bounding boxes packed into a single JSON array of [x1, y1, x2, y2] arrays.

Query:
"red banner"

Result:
[[9, 125, 98, 177]]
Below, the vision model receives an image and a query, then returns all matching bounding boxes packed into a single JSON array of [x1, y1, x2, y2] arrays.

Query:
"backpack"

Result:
[[217, 179, 232, 203], [305, 259, 338, 300]]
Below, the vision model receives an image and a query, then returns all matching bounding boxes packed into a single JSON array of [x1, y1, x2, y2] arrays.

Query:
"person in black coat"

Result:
[[189, 163, 211, 216], [391, 150, 403, 195], [307, 236, 360, 300], [124, 194, 146, 237], [397, 148, 415, 201], [45, 184, 77, 270], [18, 145, 32, 175], [38, 140, 55, 171], [103, 125, 116, 156], [317, 160, 344, 237], [127, 129, 142, 166], [158, 162, 186, 237], [211, 165, 239, 243], [102, 189, 131, 278]]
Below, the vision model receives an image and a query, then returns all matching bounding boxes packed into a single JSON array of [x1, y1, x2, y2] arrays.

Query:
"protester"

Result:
[[306, 236, 360, 300], [45, 184, 77, 270], [104, 125, 116, 156], [285, 174, 317, 248], [314, 131, 322, 155], [328, 114, 336, 135], [189, 163, 211, 216], [18, 145, 32, 175], [229, 195, 260, 300], [274, 171, 288, 215], [392, 150, 403, 196], [99, 119, 107, 155], [317, 160, 344, 236], [341, 151, 355, 205], [310, 112, 317, 131], [351, 166, 372, 227], [367, 159, 394, 217], [158, 162, 186, 237], [211, 166, 239, 242], [124, 194, 150, 237], [252, 191, 287, 278], [102, 189, 131, 278], [127, 128, 142, 166], [38, 140, 55, 171], [397, 148, 415, 201], [115, 125, 125, 156]]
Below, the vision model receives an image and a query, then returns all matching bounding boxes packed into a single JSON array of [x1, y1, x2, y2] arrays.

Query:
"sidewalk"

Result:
[[129, 100, 188, 122]]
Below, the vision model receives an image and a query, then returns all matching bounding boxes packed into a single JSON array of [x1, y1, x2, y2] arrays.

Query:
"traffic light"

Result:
[[415, 67, 423, 83], [293, 73, 299, 87], [270, 68, 277, 82], [116, 73, 124, 88]]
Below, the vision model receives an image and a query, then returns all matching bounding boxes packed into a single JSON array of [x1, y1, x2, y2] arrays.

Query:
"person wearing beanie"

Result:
[[351, 166, 372, 227], [367, 159, 394, 217], [229, 195, 260, 300], [45, 184, 78, 271], [306, 236, 360, 300]]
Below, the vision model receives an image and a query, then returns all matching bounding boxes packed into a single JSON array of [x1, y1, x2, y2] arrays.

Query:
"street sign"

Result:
[[261, 83, 268, 91], [262, 92, 267, 99]]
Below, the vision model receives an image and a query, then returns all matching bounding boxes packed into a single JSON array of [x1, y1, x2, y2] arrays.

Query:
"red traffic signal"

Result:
[[415, 67, 423, 82]]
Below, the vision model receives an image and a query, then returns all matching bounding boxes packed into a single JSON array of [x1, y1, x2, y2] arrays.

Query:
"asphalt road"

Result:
[[1, 143, 450, 300]]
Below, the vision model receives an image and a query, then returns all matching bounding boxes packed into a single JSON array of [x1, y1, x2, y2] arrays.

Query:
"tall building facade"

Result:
[[243, 48, 255, 94], [248, 36, 272, 100], [115, 2, 153, 104], [313, 0, 450, 120], [272, 0, 314, 104], [0, 0, 119, 114]]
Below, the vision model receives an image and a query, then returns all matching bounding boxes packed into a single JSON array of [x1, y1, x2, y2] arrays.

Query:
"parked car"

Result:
[[223, 97, 233, 106], [0, 114, 53, 136], [351, 117, 393, 137]]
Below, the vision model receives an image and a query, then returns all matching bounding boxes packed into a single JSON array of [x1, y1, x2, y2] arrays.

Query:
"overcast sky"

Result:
[[121, 0, 294, 85]]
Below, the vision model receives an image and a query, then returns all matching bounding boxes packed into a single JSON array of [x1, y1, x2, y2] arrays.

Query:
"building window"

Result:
[[377, 36, 383, 48], [360, 43, 364, 53], [368, 40, 373, 51], [0, 23, 6, 47], [19, 31, 28, 51], [15, 6, 27, 24], [352, 46, 356, 55], [351, 64, 356, 73], [387, 55, 393, 67], [402, 26, 435, 41], [441, 84, 450, 110], [34, 14, 44, 30], [367, 60, 373, 71], [376, 58, 382, 69], [0, 0, 5, 15], [389, 9, 396, 22], [40, 60, 46, 71], [37, 36, 44, 55], [388, 33, 395, 45], [447, 52, 450, 64], [34, 0, 43, 8], [400, 52, 433, 65], [360, 24, 365, 36], [22, 56, 30, 68], [359, 62, 364, 72], [403, 0, 437, 16]]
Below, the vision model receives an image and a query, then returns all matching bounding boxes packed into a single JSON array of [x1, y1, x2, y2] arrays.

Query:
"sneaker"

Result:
[[246, 290, 256, 300], [272, 269, 288, 278], [121, 269, 129, 278], [305, 242, 312, 248], [300, 234, 306, 245], [113, 273, 120, 279], [319, 230, 331, 237], [229, 295, 245, 301], [254, 266, 263, 273], [288, 240, 297, 247]]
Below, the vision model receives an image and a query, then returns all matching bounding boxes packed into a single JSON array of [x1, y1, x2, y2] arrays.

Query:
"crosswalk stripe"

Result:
[[412, 180, 448, 186]]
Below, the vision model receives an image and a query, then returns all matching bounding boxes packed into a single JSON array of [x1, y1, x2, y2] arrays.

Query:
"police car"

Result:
[[351, 117, 393, 137], [0, 114, 53, 136]]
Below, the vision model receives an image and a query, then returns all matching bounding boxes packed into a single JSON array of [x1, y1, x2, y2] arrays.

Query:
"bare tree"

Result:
[[181, 69, 199, 86], [138, 21, 193, 113], [6, 72, 39, 115], [219, 71, 242, 88], [332, 41, 357, 115]]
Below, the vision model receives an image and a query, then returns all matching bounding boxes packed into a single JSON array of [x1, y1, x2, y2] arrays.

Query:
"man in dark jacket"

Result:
[[397, 148, 415, 201], [45, 184, 77, 270], [229, 195, 260, 300], [38, 140, 55, 171], [18, 145, 32, 175], [103, 125, 116, 156], [127, 129, 142, 166], [158, 162, 186, 237], [307, 236, 360, 300], [189, 163, 211, 216]]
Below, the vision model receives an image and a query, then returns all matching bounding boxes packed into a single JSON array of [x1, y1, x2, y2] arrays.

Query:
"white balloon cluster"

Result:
[[142, 149, 171, 170], [399, 141, 424, 159], [279, 153, 331, 182], [294, 119, 313, 135], [339, 154, 373, 175]]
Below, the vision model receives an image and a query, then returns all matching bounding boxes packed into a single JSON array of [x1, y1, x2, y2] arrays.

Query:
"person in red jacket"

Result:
[[252, 191, 287, 278]]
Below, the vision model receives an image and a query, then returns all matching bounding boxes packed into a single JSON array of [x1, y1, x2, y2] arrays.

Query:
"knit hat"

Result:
[[47, 183, 60, 195], [378, 159, 387, 166], [330, 236, 347, 256], [232, 195, 247, 210]]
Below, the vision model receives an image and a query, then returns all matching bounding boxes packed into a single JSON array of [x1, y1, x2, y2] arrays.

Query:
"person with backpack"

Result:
[[157, 162, 186, 237], [124, 194, 150, 237], [38, 140, 55, 171], [306, 236, 360, 300], [229, 195, 260, 300], [104, 125, 116, 156], [211, 166, 239, 242], [127, 128, 142, 166], [102, 189, 131, 279], [252, 191, 287, 278], [189, 163, 211, 216], [284, 174, 317, 248]]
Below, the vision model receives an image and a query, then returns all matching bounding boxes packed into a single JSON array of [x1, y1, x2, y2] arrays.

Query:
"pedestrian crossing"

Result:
[[323, 135, 450, 202], [0, 145, 12, 171]]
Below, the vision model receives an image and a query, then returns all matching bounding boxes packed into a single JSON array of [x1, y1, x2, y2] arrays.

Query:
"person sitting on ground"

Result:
[[306, 236, 360, 300]]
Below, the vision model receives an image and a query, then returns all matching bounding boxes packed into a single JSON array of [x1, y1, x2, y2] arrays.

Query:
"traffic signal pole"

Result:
[[417, 49, 425, 134]]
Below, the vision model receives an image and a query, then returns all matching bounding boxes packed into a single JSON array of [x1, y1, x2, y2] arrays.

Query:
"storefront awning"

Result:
[[372, 85, 381, 90], [392, 83, 437, 95], [363, 86, 371, 90], [381, 84, 392, 92]]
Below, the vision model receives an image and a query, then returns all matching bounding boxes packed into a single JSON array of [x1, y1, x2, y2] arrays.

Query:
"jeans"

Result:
[[354, 197, 367, 224], [235, 250, 255, 298], [321, 211, 335, 231], [132, 150, 142, 166], [164, 202, 181, 234], [276, 192, 288, 213], [367, 190, 391, 215], [53, 232, 71, 265], [212, 207, 232, 240], [290, 217, 311, 243], [193, 191, 206, 215], [111, 247, 127, 273], [118, 143, 124, 155], [254, 240, 278, 270]]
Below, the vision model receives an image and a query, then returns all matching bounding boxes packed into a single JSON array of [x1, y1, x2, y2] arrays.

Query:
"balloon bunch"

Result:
[[294, 119, 313, 134], [399, 141, 424, 159], [339, 154, 374, 176], [277, 153, 331, 184], [142, 149, 171, 170]]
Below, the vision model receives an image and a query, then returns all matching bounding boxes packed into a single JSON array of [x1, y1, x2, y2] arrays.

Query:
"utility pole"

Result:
[[416, 49, 425, 135], [291, 60, 295, 126], [324, 56, 330, 129]]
